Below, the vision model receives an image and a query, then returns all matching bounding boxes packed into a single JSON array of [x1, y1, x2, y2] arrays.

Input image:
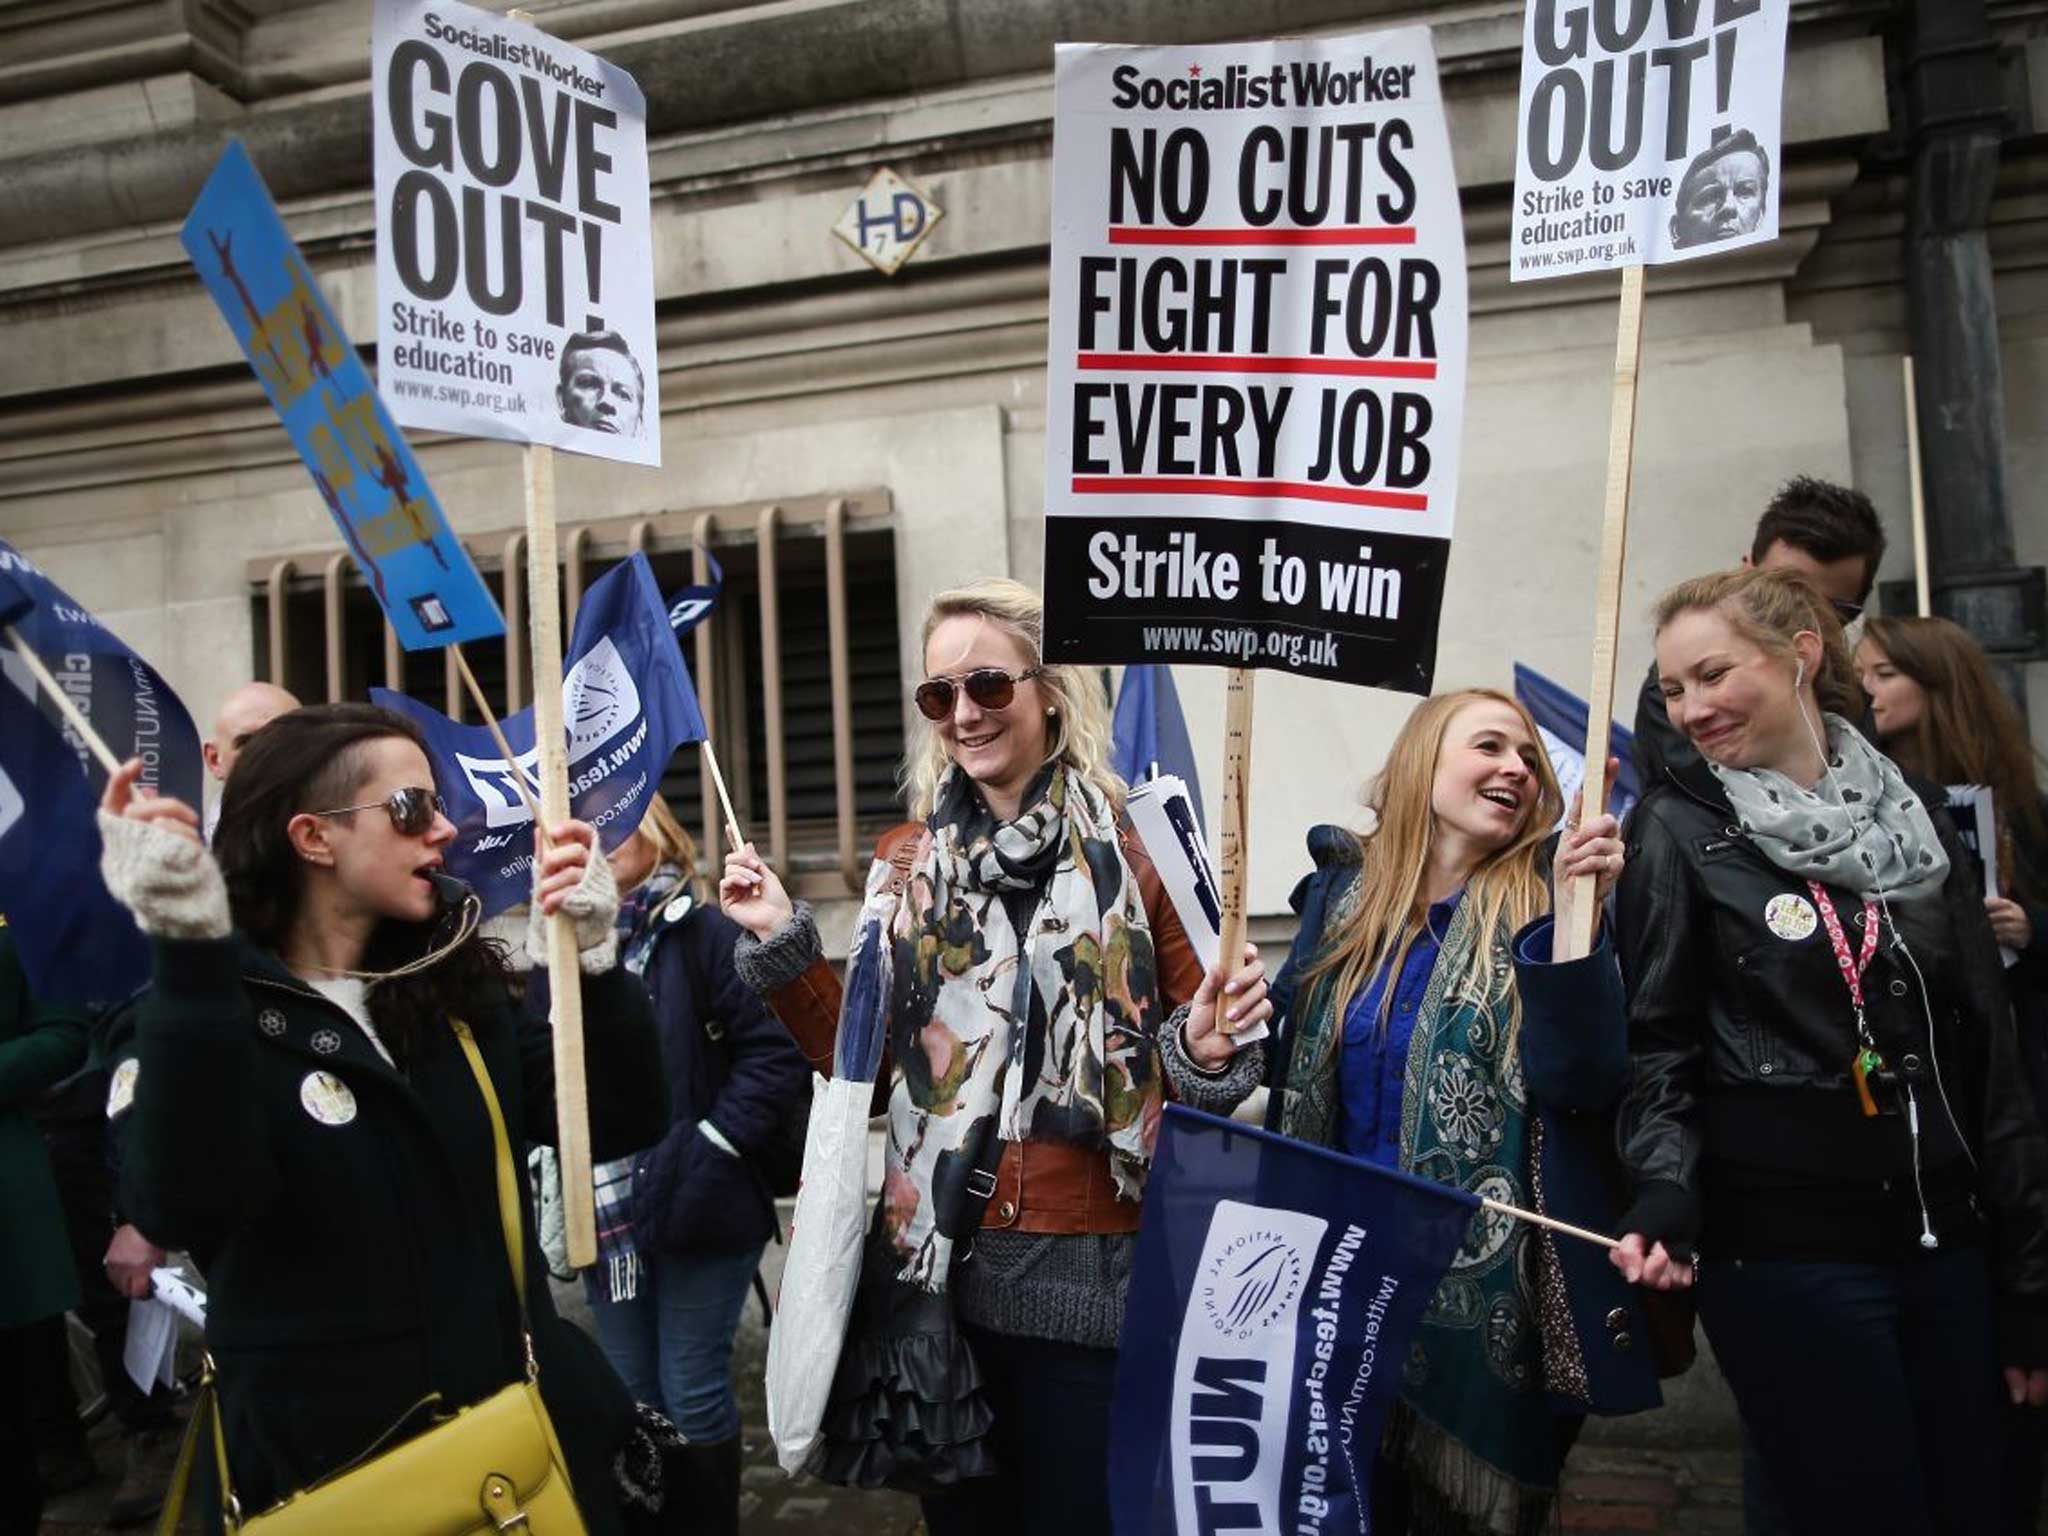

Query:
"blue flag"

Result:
[[0, 541, 204, 1006], [1112, 664, 1204, 836], [373, 553, 705, 917], [666, 548, 723, 639], [1109, 1106, 1477, 1536], [181, 142, 504, 652], [1513, 663, 1639, 825]]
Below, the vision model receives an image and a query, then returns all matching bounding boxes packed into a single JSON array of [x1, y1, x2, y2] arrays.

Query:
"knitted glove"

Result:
[[96, 810, 230, 940], [526, 844, 619, 973]]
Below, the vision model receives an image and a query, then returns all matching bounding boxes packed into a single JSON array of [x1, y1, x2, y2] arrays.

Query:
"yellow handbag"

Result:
[[158, 1018, 588, 1534]]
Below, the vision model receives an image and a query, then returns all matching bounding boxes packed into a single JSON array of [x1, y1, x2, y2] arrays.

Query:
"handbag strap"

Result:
[[449, 1014, 530, 1325]]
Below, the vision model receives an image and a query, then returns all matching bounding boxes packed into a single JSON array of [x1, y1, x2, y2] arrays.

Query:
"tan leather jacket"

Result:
[[761, 821, 1205, 1236]]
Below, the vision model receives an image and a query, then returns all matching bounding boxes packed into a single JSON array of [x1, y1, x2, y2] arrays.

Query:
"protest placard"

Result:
[[182, 142, 506, 652], [372, 0, 659, 465], [1509, 0, 1790, 280], [1042, 28, 1467, 696]]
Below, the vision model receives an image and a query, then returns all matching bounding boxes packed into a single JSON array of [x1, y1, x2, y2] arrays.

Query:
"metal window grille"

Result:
[[249, 491, 903, 896]]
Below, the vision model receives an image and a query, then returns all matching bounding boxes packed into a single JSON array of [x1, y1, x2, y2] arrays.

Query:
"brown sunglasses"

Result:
[[913, 666, 1044, 722]]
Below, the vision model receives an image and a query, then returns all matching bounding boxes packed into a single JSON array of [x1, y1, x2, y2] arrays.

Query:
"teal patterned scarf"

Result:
[[1280, 888, 1559, 1535]]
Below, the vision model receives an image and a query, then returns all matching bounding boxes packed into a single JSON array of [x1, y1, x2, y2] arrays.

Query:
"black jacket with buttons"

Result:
[[109, 935, 666, 1528], [1615, 757, 2048, 1351]]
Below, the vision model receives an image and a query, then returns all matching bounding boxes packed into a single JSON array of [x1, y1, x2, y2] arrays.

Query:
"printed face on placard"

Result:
[[1670, 140, 1770, 249], [558, 339, 644, 436]]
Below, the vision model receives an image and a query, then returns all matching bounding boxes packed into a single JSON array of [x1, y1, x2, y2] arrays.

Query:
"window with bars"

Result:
[[249, 491, 906, 897]]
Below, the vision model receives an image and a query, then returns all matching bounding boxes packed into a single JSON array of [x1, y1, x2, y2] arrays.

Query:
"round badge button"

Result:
[[1764, 893, 1817, 942], [299, 1071, 358, 1127]]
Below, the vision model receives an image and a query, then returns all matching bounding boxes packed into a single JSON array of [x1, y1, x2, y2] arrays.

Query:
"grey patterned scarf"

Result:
[[1708, 713, 1948, 898]]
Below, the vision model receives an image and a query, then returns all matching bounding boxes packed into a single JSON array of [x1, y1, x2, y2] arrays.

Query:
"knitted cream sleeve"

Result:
[[525, 842, 620, 974], [96, 810, 231, 940]]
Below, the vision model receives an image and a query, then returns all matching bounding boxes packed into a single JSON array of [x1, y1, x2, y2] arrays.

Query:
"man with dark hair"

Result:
[[556, 330, 645, 436], [1632, 476, 1888, 786], [1669, 129, 1772, 249]]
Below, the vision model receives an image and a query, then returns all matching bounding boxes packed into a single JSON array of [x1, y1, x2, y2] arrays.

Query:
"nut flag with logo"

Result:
[[1109, 1105, 1476, 1536], [371, 551, 704, 916], [0, 539, 204, 1006]]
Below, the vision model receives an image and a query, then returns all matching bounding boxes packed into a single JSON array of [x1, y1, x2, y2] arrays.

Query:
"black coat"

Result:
[[528, 893, 810, 1254], [111, 937, 666, 1529], [1615, 758, 2048, 1353]]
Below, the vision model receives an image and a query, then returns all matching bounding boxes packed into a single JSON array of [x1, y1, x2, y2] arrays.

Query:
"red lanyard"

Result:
[[1805, 880, 1881, 1024]]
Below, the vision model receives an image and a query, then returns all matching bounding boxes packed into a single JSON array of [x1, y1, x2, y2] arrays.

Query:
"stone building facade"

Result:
[[2, 0, 2042, 925]]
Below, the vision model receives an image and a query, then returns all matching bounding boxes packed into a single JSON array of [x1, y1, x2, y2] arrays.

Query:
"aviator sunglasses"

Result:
[[310, 786, 447, 836], [913, 666, 1044, 722]]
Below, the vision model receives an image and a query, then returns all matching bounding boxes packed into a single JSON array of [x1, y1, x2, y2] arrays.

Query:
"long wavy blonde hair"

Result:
[[900, 578, 1124, 822], [1302, 689, 1563, 1034]]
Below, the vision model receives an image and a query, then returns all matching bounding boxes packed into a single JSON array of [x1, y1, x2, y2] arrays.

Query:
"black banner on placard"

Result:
[[1045, 517, 1447, 692]]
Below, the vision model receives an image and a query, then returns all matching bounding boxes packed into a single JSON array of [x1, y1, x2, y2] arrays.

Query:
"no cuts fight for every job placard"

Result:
[[1510, 0, 1790, 278], [372, 0, 660, 464], [1043, 29, 1467, 694]]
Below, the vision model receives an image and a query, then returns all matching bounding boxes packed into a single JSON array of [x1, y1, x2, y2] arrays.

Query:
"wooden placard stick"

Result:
[[1214, 666, 1255, 1030], [500, 2, 593, 1269], [1904, 354, 1931, 617], [521, 441, 597, 1268], [1560, 264, 1646, 963], [4, 626, 124, 776]]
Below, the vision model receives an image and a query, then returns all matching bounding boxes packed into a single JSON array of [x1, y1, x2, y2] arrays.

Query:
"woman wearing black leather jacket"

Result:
[[1612, 568, 2048, 1536]]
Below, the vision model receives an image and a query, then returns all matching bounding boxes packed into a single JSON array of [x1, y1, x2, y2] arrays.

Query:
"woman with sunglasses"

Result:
[[93, 703, 670, 1533], [720, 579, 1273, 1536]]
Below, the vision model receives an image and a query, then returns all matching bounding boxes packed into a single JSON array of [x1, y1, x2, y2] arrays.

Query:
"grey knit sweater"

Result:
[[733, 901, 1264, 1349]]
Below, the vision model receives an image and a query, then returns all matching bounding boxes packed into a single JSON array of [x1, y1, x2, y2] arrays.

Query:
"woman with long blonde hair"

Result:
[[1266, 688, 1657, 1533], [720, 578, 1273, 1535]]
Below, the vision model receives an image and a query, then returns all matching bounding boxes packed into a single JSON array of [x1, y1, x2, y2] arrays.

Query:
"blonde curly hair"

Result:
[[899, 578, 1125, 822]]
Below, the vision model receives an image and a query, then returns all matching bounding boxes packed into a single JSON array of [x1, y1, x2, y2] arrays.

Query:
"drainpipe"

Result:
[[1899, 0, 2044, 713]]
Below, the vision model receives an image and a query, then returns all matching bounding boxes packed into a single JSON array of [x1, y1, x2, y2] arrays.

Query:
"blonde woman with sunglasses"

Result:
[[721, 579, 1272, 1536]]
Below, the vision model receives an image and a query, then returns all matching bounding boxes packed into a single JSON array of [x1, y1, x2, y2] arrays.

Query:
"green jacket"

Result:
[[109, 936, 665, 1531], [0, 927, 88, 1328]]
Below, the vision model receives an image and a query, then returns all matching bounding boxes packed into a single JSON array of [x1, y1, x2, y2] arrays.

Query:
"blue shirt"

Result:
[[1336, 891, 1461, 1168]]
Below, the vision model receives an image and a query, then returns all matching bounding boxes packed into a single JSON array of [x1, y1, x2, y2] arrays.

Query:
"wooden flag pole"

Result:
[[1214, 666, 1255, 1029], [1904, 355, 1931, 617], [5, 626, 124, 776], [699, 739, 746, 852], [521, 443, 598, 1269], [452, 646, 545, 831], [1560, 264, 1647, 963]]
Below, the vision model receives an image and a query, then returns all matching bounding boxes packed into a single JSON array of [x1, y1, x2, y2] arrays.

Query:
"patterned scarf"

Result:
[[585, 863, 689, 1306], [875, 763, 1164, 1293], [1281, 883, 1559, 1535], [1707, 713, 1949, 899]]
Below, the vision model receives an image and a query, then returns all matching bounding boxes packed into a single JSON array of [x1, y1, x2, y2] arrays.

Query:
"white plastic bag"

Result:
[[764, 1071, 875, 1475]]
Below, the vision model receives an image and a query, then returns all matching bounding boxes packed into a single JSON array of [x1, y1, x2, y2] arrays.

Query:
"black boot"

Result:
[[670, 1437, 740, 1536]]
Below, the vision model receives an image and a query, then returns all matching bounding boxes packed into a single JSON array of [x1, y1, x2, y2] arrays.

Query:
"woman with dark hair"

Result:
[[1856, 613, 2048, 1532], [1615, 569, 2048, 1534], [95, 702, 668, 1533], [1856, 615, 2048, 969]]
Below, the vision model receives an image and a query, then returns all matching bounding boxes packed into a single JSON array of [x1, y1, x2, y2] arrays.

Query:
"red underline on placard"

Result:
[[1071, 476, 1429, 512], [1106, 226, 1418, 246], [1076, 353, 1439, 380]]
